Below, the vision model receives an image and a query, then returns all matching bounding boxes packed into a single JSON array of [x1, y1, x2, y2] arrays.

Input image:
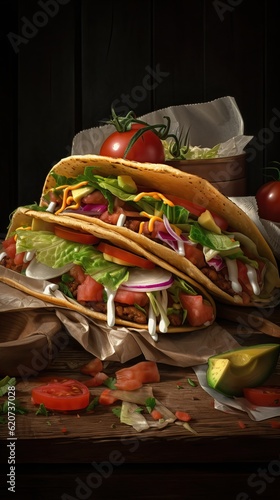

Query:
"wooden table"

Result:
[[1, 307, 280, 500]]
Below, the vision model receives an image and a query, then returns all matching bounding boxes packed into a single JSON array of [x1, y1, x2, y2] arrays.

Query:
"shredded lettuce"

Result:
[[15, 230, 129, 290]]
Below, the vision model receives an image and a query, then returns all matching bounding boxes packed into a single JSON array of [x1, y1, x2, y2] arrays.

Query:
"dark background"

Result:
[[1, 0, 280, 236]]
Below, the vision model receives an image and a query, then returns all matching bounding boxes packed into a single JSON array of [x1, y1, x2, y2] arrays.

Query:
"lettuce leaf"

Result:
[[189, 224, 240, 254], [15, 230, 128, 290]]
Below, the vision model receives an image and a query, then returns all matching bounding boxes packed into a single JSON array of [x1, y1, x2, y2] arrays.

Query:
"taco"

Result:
[[0, 208, 216, 341], [33, 154, 279, 307]]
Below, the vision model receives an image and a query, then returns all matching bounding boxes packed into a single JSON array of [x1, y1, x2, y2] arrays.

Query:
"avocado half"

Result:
[[206, 344, 280, 397]]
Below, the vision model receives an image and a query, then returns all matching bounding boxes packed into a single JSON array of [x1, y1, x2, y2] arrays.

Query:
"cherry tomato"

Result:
[[54, 225, 100, 245], [164, 194, 228, 230], [256, 180, 280, 222], [100, 124, 165, 163], [97, 242, 156, 269], [243, 386, 280, 407], [31, 379, 90, 411]]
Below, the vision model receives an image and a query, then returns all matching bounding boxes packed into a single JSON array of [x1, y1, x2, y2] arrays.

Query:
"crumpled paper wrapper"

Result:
[[71, 96, 253, 157], [230, 196, 280, 261]]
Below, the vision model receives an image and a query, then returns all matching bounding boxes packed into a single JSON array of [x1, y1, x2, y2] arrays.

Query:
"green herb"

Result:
[[0, 399, 28, 416], [35, 403, 49, 416], [145, 397, 156, 413], [0, 376, 16, 396], [112, 407, 121, 418], [103, 377, 117, 390], [134, 407, 144, 413], [187, 378, 197, 387], [177, 384, 184, 390], [86, 397, 99, 412]]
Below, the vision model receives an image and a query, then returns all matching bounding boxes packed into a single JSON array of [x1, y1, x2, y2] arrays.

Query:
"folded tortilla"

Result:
[[0, 207, 216, 336], [36, 154, 280, 306]]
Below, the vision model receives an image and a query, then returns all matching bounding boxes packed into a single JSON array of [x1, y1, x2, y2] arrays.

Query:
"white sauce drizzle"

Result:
[[0, 251, 7, 261], [23, 250, 35, 263], [225, 258, 242, 293], [46, 201, 57, 213], [246, 264, 260, 295], [117, 213, 126, 227], [105, 287, 117, 327], [158, 289, 169, 333], [177, 240, 185, 256], [148, 302, 158, 342]]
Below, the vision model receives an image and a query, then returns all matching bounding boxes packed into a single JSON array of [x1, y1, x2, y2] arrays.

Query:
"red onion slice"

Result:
[[62, 204, 107, 216], [120, 268, 174, 293]]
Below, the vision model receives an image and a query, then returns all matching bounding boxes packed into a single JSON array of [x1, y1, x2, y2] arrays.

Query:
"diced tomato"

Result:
[[70, 264, 86, 284], [82, 191, 108, 205], [175, 411, 192, 422], [80, 357, 103, 376], [179, 294, 214, 327], [151, 409, 163, 420], [115, 378, 143, 390], [99, 388, 119, 405], [236, 260, 253, 295], [237, 258, 265, 297], [2, 237, 17, 259], [237, 420, 246, 429], [14, 251, 26, 266], [31, 379, 90, 411], [77, 275, 104, 302], [83, 372, 109, 387], [100, 210, 122, 225], [184, 244, 205, 268], [115, 361, 160, 390], [243, 386, 280, 407], [270, 420, 280, 429], [114, 289, 149, 307]]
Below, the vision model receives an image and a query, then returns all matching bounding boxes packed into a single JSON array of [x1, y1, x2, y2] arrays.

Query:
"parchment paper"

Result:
[[71, 96, 253, 157], [230, 196, 280, 260]]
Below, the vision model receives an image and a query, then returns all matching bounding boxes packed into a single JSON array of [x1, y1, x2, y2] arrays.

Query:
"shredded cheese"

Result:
[[14, 226, 32, 241], [133, 192, 174, 206], [54, 181, 88, 215]]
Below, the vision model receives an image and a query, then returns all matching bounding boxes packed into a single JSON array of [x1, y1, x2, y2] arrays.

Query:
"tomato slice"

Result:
[[54, 225, 100, 245], [179, 293, 214, 327], [243, 386, 280, 407], [31, 379, 90, 411], [97, 242, 155, 269], [165, 194, 228, 230]]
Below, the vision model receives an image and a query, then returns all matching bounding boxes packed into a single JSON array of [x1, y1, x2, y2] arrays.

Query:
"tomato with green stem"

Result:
[[100, 123, 165, 163], [99, 109, 182, 163]]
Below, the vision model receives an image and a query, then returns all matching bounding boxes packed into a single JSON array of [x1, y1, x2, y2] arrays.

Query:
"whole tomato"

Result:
[[100, 123, 165, 163], [256, 166, 280, 222]]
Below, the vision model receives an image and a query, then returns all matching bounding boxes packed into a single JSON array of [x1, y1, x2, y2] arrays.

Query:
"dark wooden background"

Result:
[[1, 0, 280, 236]]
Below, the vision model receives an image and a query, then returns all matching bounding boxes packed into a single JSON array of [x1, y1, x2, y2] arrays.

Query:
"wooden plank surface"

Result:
[[1, 313, 280, 466]]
